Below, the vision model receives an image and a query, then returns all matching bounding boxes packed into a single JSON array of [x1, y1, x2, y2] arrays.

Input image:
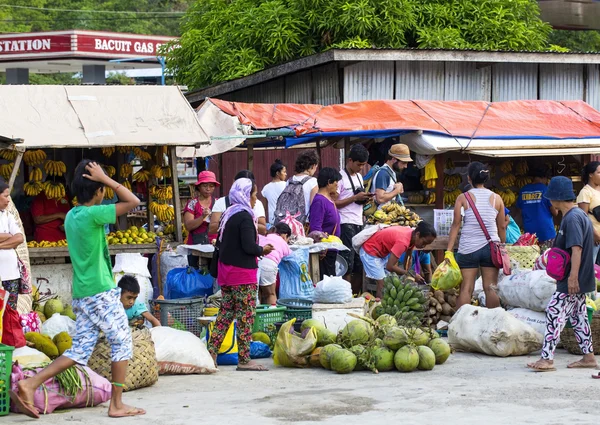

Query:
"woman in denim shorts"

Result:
[[447, 162, 506, 309]]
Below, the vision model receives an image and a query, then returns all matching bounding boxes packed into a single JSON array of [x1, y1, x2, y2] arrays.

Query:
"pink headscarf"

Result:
[[218, 178, 256, 240]]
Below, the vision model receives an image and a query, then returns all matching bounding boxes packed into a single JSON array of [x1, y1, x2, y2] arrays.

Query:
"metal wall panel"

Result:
[[586, 64, 600, 111], [444, 62, 492, 101], [395, 61, 444, 100], [285, 70, 313, 104], [491, 63, 538, 101], [229, 78, 286, 103], [343, 61, 395, 102], [539, 63, 584, 100], [312, 63, 340, 105]]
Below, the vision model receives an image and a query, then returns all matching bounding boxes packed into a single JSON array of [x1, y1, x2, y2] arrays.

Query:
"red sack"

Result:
[[2, 305, 26, 348]]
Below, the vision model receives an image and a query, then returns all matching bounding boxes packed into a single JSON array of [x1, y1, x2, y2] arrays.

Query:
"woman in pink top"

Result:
[[258, 222, 292, 305]]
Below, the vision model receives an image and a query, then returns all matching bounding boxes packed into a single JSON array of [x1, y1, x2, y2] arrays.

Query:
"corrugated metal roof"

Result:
[[539, 63, 584, 100], [492, 63, 538, 101], [343, 61, 394, 102], [444, 62, 491, 101], [395, 61, 444, 100]]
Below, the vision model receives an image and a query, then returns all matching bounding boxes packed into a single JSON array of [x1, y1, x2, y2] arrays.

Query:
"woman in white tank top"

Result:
[[446, 162, 507, 310]]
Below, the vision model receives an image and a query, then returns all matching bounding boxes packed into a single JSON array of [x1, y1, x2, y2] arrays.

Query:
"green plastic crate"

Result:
[[277, 299, 313, 322], [253, 305, 287, 342], [0, 344, 14, 416]]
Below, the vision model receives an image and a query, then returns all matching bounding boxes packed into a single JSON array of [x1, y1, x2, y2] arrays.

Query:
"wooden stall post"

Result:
[[8, 144, 24, 191], [218, 153, 224, 197], [169, 146, 183, 243], [316, 140, 322, 165], [435, 153, 446, 264], [247, 144, 254, 172]]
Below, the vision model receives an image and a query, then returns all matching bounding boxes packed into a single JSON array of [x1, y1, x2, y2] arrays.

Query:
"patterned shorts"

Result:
[[63, 288, 132, 365]]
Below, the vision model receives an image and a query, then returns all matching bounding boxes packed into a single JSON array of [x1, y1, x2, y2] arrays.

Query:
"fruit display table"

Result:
[[28, 244, 159, 258]]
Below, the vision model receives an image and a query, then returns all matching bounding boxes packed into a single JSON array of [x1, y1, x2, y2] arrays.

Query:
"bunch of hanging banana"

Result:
[[123, 180, 132, 191], [0, 149, 18, 161], [500, 160, 514, 173], [29, 166, 43, 182], [104, 187, 114, 200], [133, 169, 151, 182], [150, 165, 163, 179], [150, 185, 173, 201], [515, 161, 529, 176], [161, 166, 172, 178], [443, 189, 462, 206], [44, 181, 66, 200], [102, 147, 116, 157], [426, 192, 436, 205], [117, 146, 132, 154], [120, 163, 133, 178], [23, 150, 47, 166], [499, 174, 516, 188], [24, 181, 44, 196], [103, 165, 116, 178], [515, 176, 533, 188], [150, 202, 175, 222], [0, 163, 15, 180], [133, 147, 152, 161], [443, 174, 462, 189], [445, 158, 455, 170], [44, 160, 66, 177]]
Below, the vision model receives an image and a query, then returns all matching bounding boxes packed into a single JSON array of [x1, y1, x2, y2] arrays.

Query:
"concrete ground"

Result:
[[9, 349, 600, 425]]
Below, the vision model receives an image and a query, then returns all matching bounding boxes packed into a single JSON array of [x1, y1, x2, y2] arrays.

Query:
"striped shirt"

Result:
[[458, 188, 500, 255]]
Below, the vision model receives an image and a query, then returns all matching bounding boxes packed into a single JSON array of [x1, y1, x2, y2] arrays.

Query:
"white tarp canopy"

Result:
[[0, 85, 210, 149]]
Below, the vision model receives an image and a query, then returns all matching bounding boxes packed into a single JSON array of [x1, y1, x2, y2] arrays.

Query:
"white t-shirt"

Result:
[[0, 209, 22, 281], [291, 175, 318, 218], [261, 181, 287, 224], [337, 170, 364, 226], [212, 196, 266, 219]]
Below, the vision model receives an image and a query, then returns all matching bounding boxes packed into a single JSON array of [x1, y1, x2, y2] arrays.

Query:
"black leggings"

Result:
[[320, 251, 337, 280]]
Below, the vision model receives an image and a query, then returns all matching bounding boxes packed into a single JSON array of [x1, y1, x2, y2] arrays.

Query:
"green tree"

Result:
[[549, 30, 600, 52], [164, 0, 552, 89]]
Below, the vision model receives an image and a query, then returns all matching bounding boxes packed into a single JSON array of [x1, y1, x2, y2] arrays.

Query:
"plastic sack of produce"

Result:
[[497, 269, 556, 312], [150, 326, 217, 374], [313, 275, 353, 304], [431, 251, 462, 291], [507, 308, 547, 336], [278, 249, 314, 300], [41, 313, 76, 340], [10, 363, 111, 414], [448, 305, 542, 356], [273, 318, 317, 368], [165, 266, 214, 299]]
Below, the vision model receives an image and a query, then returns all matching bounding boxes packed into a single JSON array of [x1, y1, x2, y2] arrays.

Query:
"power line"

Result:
[[0, 4, 187, 15], [0, 16, 184, 23]]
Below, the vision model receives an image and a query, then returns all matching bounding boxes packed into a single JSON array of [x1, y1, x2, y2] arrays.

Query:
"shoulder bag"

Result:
[[465, 192, 511, 275]]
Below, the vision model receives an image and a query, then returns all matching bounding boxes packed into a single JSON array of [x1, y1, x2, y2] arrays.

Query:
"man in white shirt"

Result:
[[208, 170, 267, 236], [335, 145, 373, 294], [372, 143, 412, 209], [0, 180, 25, 302]]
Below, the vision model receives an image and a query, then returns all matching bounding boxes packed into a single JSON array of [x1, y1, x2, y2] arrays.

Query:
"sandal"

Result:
[[567, 361, 598, 369], [108, 407, 146, 418], [9, 390, 40, 419]]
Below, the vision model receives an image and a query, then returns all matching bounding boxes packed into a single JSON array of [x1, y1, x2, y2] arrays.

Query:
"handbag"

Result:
[[591, 205, 600, 223], [465, 192, 511, 275], [546, 247, 571, 281]]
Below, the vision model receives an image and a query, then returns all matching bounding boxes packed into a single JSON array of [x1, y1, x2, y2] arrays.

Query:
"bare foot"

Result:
[[108, 403, 146, 418], [236, 360, 268, 371], [567, 355, 598, 369], [527, 359, 556, 372]]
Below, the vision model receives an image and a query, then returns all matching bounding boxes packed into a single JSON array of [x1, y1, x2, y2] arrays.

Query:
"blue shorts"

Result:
[[455, 244, 496, 269], [64, 287, 132, 365], [359, 247, 390, 280]]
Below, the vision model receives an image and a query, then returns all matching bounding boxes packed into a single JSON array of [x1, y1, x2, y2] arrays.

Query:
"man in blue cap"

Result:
[[527, 176, 597, 373]]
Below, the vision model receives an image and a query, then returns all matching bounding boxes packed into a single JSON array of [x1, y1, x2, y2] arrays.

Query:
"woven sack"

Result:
[[560, 314, 600, 355], [88, 327, 159, 391], [505, 245, 540, 270]]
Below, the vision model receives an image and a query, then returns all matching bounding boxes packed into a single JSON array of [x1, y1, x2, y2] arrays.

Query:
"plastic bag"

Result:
[[278, 249, 314, 300], [165, 267, 214, 299], [150, 326, 217, 374], [250, 341, 272, 359], [506, 216, 521, 245], [20, 312, 42, 334], [448, 305, 542, 356], [424, 158, 438, 180], [313, 275, 353, 304], [12, 346, 51, 368], [41, 313, 76, 339], [281, 212, 305, 237], [273, 318, 317, 368], [431, 251, 462, 291], [497, 270, 556, 312]]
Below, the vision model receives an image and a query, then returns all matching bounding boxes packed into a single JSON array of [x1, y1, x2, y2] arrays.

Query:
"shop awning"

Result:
[[0, 85, 211, 150], [197, 98, 600, 156]]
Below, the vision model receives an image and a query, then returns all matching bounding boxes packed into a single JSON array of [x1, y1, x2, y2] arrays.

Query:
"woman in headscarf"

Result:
[[207, 178, 274, 371]]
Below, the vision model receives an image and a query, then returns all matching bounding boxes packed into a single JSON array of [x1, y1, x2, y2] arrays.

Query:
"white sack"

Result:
[[448, 305, 542, 357], [352, 224, 388, 253], [497, 269, 556, 312], [508, 307, 547, 336], [13, 346, 51, 368], [150, 327, 217, 375], [41, 313, 76, 339], [112, 253, 151, 278], [159, 251, 189, 288], [313, 276, 353, 304]]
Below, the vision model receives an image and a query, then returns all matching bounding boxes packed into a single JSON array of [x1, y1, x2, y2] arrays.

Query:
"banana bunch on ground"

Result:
[[443, 189, 462, 206], [516, 176, 533, 188], [23, 150, 47, 166], [150, 185, 173, 201], [0, 149, 18, 161], [493, 188, 517, 207], [499, 160, 513, 173], [103, 165, 116, 178], [29, 166, 43, 182], [44, 181, 66, 200], [426, 193, 436, 205], [133, 168, 151, 182], [150, 165, 163, 178], [102, 147, 115, 157], [368, 203, 421, 226], [120, 163, 133, 178], [499, 174, 516, 188], [150, 202, 175, 222], [104, 187, 114, 200], [24, 181, 44, 196], [381, 274, 427, 327], [117, 146, 132, 154], [515, 161, 529, 176], [133, 148, 152, 161], [443, 174, 461, 189], [44, 160, 66, 177], [0, 163, 16, 180], [123, 180, 132, 191]]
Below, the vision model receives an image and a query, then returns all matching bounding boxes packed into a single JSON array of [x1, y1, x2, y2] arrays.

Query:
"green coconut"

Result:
[[371, 346, 395, 372], [44, 299, 64, 318], [330, 349, 357, 374], [340, 320, 373, 347], [383, 327, 409, 351], [349, 345, 367, 371], [319, 344, 343, 370], [376, 314, 397, 328], [428, 338, 451, 365], [394, 345, 420, 372], [371, 305, 385, 320], [417, 346, 436, 371], [317, 328, 337, 347], [412, 328, 430, 346], [301, 318, 326, 333], [62, 306, 76, 321]]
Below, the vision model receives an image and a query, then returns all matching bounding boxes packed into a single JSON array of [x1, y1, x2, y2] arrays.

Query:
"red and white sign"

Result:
[[0, 35, 71, 55], [78, 34, 167, 56]]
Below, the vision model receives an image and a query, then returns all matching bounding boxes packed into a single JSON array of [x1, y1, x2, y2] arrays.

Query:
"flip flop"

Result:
[[108, 407, 146, 418], [567, 361, 598, 369], [9, 390, 40, 419], [527, 365, 556, 372], [592, 373, 600, 379]]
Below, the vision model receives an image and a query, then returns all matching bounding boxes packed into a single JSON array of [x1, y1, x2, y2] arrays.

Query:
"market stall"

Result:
[[0, 85, 212, 302]]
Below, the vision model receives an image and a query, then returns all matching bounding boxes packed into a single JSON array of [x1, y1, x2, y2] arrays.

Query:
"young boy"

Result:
[[118, 275, 161, 327], [398, 250, 433, 284], [258, 222, 292, 305], [12, 160, 144, 419]]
